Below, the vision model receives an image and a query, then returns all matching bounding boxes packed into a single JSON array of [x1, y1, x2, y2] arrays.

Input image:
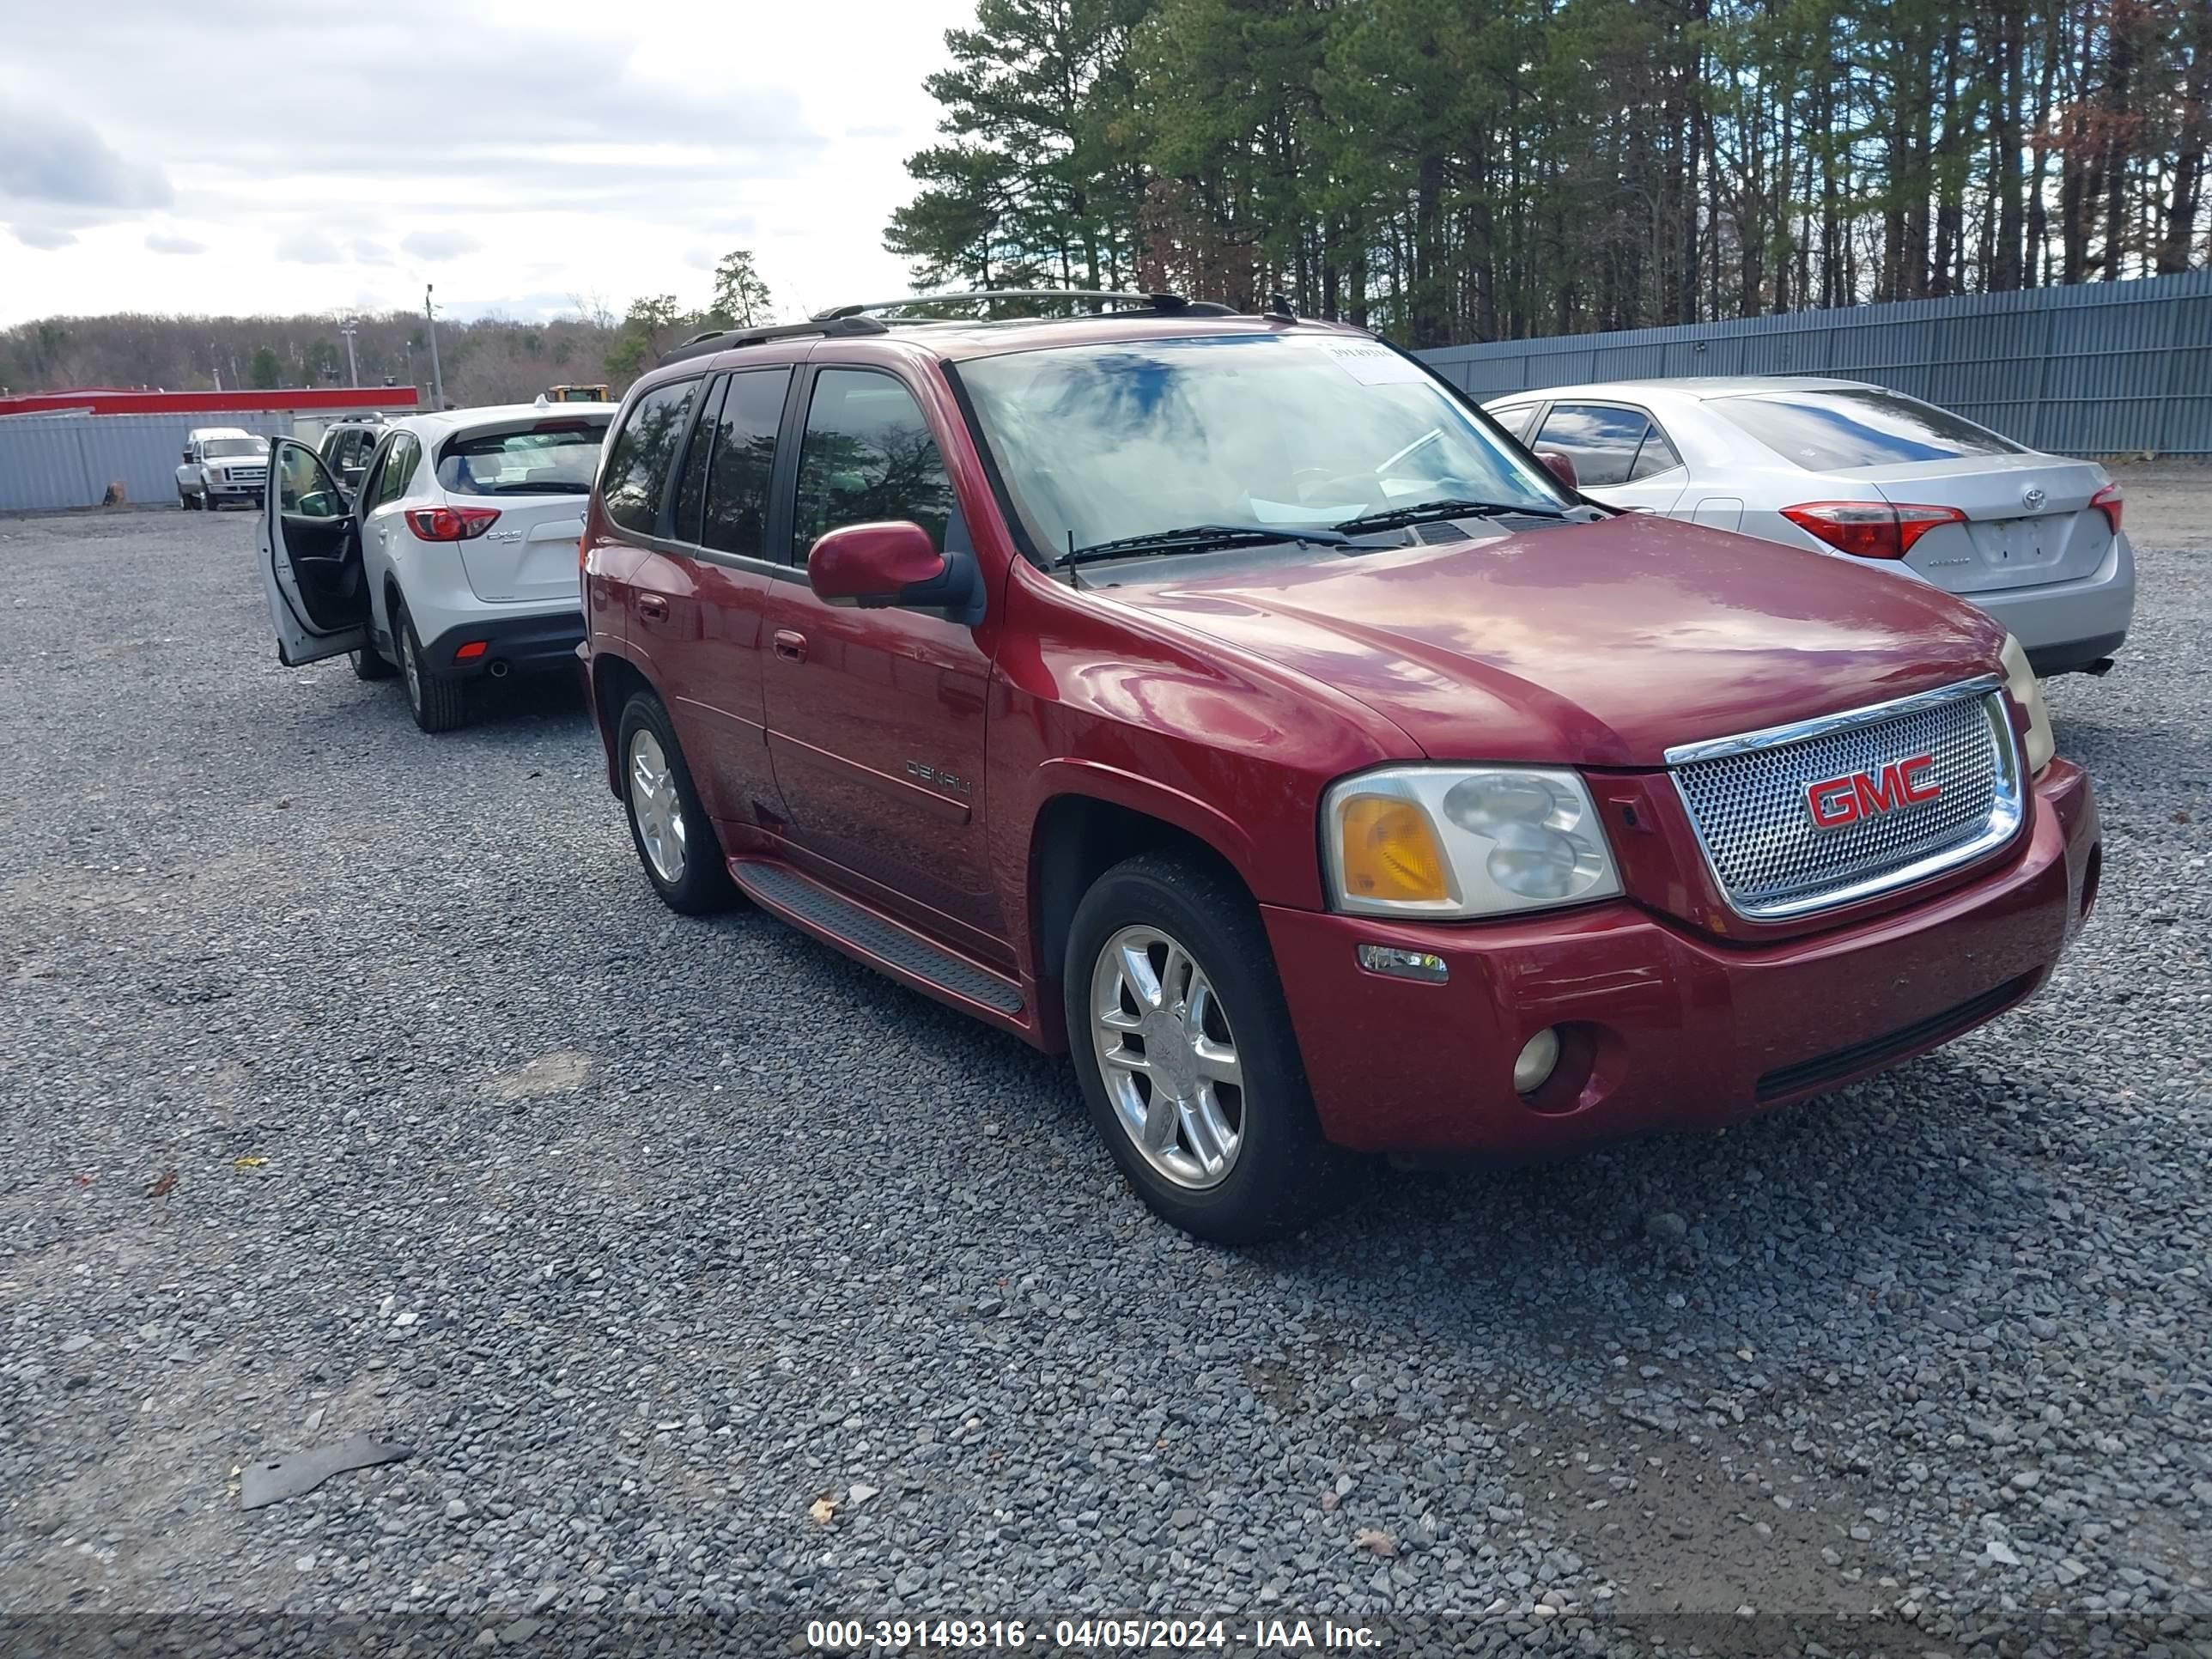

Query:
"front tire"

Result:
[[1064, 854, 1357, 1243], [617, 690, 735, 915], [394, 603, 467, 732]]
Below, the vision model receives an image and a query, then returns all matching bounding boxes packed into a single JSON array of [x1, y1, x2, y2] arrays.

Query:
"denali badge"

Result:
[[1805, 755, 1941, 830], [905, 760, 973, 798]]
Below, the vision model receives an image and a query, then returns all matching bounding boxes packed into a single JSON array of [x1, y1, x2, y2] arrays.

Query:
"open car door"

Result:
[[259, 439, 368, 665]]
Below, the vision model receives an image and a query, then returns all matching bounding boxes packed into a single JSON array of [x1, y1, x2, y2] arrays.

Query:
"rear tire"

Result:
[[1064, 853, 1358, 1243], [394, 602, 467, 732], [617, 690, 735, 915]]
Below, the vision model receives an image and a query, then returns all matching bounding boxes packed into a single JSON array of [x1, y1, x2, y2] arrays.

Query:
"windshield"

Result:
[[202, 438, 264, 459], [1711, 388, 2027, 470], [956, 334, 1565, 559], [437, 422, 608, 495]]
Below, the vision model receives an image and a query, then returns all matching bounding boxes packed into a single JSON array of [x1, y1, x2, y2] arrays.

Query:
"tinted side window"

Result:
[[1534, 404, 1650, 489], [602, 378, 702, 536], [791, 369, 954, 562], [1489, 403, 1538, 439], [1630, 419, 1683, 479], [672, 375, 726, 544], [701, 368, 792, 560], [374, 434, 420, 508]]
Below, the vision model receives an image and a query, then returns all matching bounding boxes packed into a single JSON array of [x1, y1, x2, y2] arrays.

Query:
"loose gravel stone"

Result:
[[0, 486, 2207, 1635]]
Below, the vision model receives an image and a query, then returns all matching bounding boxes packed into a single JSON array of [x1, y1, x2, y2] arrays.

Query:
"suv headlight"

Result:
[[1998, 634, 2054, 774], [1322, 766, 1622, 919]]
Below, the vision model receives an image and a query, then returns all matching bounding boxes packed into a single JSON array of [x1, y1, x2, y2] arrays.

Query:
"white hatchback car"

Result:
[[1485, 378, 2134, 677], [257, 403, 615, 731]]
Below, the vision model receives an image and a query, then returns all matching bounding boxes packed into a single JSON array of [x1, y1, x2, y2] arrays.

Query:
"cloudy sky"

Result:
[[0, 0, 969, 327]]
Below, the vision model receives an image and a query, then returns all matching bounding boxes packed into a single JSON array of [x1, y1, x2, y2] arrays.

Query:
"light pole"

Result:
[[338, 318, 360, 388], [424, 284, 445, 409]]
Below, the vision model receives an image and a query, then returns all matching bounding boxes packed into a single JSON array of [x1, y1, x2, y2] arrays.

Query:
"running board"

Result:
[[729, 859, 1026, 1019]]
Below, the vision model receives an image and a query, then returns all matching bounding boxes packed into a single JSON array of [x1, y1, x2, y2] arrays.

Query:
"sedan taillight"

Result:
[[1780, 500, 1966, 560], [405, 505, 501, 542], [2090, 482, 2123, 535]]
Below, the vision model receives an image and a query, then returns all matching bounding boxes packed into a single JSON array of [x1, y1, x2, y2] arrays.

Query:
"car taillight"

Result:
[[2090, 482, 2123, 534], [1780, 500, 1966, 560], [405, 505, 501, 542]]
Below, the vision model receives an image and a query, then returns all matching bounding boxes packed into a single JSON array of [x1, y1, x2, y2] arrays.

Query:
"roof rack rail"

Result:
[[810, 289, 1237, 321], [659, 314, 889, 367]]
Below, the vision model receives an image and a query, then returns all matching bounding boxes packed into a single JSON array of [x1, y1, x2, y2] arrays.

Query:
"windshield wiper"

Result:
[[1330, 496, 1565, 537], [1057, 521, 1351, 569]]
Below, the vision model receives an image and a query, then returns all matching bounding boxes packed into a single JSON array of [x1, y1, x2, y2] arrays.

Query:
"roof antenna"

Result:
[[1265, 290, 1296, 321]]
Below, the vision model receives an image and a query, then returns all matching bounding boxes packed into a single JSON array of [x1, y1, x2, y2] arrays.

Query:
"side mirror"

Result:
[[807, 521, 947, 605], [181, 447, 193, 462], [806, 520, 986, 623], [1537, 451, 1578, 490]]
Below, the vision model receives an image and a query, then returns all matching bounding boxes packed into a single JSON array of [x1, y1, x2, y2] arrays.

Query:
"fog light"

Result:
[[1356, 943, 1449, 983], [1513, 1027, 1561, 1094]]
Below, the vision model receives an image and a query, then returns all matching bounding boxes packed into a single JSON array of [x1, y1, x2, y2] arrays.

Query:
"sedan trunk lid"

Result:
[[1848, 453, 2116, 594]]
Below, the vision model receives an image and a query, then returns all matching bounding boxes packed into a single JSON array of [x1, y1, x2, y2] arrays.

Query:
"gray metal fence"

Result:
[[1418, 269, 2212, 458], [0, 410, 295, 513]]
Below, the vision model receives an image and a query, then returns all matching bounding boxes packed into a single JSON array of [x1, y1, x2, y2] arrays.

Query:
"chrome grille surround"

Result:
[[1665, 676, 2022, 921]]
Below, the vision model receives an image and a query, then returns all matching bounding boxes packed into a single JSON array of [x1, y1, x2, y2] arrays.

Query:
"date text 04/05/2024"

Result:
[[804, 1618, 1382, 1650]]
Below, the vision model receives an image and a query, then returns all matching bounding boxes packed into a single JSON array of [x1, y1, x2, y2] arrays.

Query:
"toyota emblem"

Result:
[[2021, 483, 2046, 512]]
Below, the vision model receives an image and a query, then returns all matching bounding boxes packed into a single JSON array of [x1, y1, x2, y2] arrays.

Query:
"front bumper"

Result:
[[1266, 759, 2100, 1155], [423, 611, 585, 677]]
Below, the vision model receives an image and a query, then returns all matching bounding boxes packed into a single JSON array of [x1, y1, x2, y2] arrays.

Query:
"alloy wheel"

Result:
[[627, 727, 688, 884], [1088, 924, 1245, 1189]]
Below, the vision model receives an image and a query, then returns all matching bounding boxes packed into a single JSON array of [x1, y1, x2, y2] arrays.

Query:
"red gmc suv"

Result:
[[579, 293, 2101, 1243]]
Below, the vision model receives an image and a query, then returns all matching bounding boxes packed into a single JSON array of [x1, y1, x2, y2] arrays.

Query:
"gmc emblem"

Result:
[[1805, 755, 1941, 830]]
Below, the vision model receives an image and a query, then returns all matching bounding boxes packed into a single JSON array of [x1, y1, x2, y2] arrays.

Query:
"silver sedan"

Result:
[[1483, 377, 2135, 676]]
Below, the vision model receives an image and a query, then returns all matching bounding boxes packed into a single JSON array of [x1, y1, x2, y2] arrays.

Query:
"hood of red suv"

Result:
[[1096, 513, 2005, 768]]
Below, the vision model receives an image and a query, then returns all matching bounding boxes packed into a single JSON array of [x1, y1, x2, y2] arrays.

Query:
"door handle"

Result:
[[773, 629, 808, 663], [637, 594, 670, 622]]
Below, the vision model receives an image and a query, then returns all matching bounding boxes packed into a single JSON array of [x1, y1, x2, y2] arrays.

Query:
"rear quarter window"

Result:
[[1712, 388, 2026, 470], [1488, 403, 1538, 439], [601, 379, 702, 535]]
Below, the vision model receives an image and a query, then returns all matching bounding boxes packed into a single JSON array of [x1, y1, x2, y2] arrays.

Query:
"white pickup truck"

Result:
[[177, 428, 270, 510]]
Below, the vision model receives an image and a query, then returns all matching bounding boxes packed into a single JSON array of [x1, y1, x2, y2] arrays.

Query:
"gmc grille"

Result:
[[1667, 680, 2023, 921]]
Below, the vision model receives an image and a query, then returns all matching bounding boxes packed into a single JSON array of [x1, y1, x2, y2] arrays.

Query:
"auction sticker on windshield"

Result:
[[1287, 333, 1430, 385]]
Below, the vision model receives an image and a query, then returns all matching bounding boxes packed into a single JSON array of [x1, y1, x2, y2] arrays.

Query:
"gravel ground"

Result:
[[1, 486, 2207, 1650]]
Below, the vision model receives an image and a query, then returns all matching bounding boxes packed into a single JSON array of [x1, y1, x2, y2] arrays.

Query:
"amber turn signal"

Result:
[[1337, 795, 1450, 904]]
